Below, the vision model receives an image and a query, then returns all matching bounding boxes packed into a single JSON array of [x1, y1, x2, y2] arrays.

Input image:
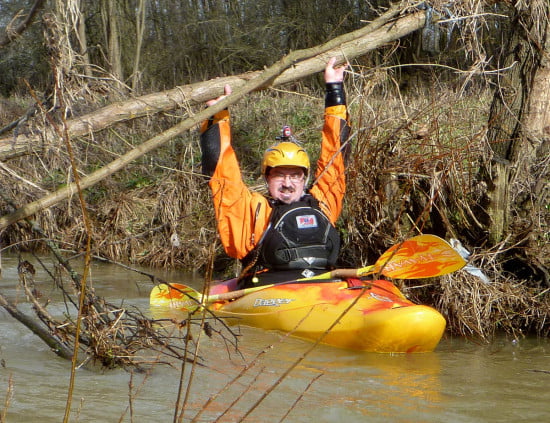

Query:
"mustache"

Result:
[[278, 186, 295, 193]]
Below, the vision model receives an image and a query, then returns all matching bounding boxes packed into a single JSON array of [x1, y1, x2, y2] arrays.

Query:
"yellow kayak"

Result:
[[154, 278, 446, 353]]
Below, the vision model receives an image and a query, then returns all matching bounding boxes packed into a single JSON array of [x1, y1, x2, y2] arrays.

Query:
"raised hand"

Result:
[[324, 57, 348, 83], [206, 84, 232, 106]]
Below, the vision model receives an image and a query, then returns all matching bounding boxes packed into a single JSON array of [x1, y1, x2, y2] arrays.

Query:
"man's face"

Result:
[[266, 166, 306, 204]]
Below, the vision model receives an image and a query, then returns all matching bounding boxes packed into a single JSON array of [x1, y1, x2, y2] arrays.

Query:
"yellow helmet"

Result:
[[261, 141, 310, 176]]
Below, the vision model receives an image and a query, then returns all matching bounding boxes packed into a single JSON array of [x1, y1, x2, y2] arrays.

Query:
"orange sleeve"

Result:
[[201, 113, 271, 260], [309, 105, 351, 224]]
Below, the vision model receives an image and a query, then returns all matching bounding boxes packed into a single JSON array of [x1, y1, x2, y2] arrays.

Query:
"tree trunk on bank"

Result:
[[131, 0, 147, 93], [482, 1, 549, 280], [101, 0, 125, 93], [0, 7, 428, 161], [74, 0, 93, 78]]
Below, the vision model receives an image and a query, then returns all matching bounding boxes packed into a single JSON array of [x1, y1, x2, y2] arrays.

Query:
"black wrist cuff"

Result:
[[325, 82, 346, 107]]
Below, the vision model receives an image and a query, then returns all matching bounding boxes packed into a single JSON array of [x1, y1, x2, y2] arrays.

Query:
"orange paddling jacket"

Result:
[[200, 84, 351, 268]]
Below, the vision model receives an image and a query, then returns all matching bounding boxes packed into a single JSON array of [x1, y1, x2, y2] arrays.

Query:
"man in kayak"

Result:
[[200, 57, 351, 288]]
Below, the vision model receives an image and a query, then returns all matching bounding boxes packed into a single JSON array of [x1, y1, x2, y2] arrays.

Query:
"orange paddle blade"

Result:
[[370, 234, 466, 279]]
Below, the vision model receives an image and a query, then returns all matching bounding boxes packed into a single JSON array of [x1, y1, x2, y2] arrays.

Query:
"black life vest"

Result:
[[255, 195, 340, 271]]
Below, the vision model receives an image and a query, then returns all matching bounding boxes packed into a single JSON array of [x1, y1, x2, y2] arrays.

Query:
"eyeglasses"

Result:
[[268, 172, 305, 183]]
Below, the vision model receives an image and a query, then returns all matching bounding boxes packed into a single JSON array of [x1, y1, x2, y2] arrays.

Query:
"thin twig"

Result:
[[277, 372, 324, 423]]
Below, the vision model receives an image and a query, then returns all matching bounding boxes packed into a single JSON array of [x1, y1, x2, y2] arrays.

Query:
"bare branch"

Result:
[[0, 0, 46, 48]]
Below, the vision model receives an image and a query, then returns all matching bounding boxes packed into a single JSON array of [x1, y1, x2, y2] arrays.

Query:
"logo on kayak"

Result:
[[253, 298, 296, 307], [296, 215, 318, 229], [369, 292, 393, 302], [169, 300, 198, 309]]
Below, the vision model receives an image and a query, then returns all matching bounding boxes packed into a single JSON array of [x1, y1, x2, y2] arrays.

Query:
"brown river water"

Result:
[[0, 254, 549, 422]]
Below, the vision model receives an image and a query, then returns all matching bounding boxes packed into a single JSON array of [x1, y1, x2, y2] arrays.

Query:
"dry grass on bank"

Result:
[[438, 272, 549, 339]]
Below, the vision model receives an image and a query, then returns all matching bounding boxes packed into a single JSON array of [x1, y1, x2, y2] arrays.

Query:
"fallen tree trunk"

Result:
[[0, 6, 429, 230], [0, 6, 427, 161]]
